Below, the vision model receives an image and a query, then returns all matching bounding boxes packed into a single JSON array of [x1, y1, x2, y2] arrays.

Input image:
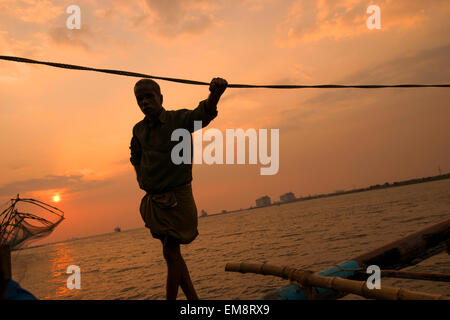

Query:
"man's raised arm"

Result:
[[180, 77, 228, 132], [205, 77, 228, 113]]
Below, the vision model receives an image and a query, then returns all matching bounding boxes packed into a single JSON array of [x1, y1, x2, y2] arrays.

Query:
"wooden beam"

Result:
[[226, 262, 450, 300], [353, 218, 450, 271]]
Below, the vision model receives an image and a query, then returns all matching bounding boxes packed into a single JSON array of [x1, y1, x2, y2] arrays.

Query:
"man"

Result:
[[130, 77, 228, 300], [0, 245, 36, 300]]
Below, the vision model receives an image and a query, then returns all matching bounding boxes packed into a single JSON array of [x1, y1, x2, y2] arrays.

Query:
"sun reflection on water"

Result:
[[49, 243, 77, 298]]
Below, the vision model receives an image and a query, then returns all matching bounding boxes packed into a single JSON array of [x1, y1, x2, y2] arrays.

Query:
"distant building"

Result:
[[200, 209, 208, 217], [280, 192, 296, 203], [256, 196, 271, 207]]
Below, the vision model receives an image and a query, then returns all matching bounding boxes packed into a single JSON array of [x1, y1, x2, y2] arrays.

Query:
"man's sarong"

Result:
[[139, 183, 198, 244]]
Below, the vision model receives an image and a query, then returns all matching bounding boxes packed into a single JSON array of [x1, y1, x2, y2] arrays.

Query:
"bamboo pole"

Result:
[[354, 218, 450, 270], [225, 262, 450, 300]]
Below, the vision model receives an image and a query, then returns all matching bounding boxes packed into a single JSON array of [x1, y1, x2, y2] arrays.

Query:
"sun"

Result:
[[52, 194, 61, 202]]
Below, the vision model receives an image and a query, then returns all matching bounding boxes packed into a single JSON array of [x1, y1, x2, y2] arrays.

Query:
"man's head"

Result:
[[134, 79, 164, 118]]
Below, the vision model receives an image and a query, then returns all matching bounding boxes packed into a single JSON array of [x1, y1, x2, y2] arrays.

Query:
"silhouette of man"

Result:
[[130, 77, 228, 300], [0, 245, 36, 300]]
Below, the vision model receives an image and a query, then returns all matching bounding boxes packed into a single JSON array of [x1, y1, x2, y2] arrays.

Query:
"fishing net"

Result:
[[0, 195, 64, 250]]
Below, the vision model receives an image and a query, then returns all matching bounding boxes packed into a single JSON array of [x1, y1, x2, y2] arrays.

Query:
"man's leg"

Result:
[[0, 245, 12, 299], [162, 236, 199, 300]]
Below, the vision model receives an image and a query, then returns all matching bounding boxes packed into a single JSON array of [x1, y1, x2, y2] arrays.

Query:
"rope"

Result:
[[323, 264, 362, 277], [1, 55, 450, 89], [289, 270, 317, 299]]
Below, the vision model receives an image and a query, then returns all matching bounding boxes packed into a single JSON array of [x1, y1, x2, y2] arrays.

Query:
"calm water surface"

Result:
[[12, 179, 450, 299]]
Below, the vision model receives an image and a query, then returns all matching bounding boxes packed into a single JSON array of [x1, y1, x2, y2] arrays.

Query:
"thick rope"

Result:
[[1, 55, 450, 89], [323, 264, 363, 277]]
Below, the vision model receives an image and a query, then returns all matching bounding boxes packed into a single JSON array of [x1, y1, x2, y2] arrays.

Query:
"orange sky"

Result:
[[1, 0, 449, 244]]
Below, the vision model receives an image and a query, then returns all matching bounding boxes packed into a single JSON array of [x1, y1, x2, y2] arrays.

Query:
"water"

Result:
[[11, 179, 450, 300]]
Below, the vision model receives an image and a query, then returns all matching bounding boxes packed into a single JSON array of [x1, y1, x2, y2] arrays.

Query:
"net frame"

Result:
[[0, 195, 64, 250]]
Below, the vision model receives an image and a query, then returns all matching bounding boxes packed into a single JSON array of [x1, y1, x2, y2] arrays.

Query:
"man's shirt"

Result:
[[130, 99, 217, 194]]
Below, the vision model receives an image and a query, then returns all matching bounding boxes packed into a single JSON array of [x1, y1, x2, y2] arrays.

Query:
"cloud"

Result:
[[142, 0, 218, 38], [276, 0, 450, 45], [0, 30, 42, 83], [0, 174, 112, 196], [94, 0, 149, 25], [274, 44, 450, 131], [48, 25, 94, 50], [346, 44, 450, 84], [0, 0, 131, 55], [0, 0, 222, 54], [241, 0, 269, 12], [0, 30, 39, 57], [0, 0, 63, 25]]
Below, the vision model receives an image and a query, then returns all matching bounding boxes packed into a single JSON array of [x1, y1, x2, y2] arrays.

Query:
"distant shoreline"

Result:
[[16, 173, 450, 249], [203, 173, 450, 218]]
